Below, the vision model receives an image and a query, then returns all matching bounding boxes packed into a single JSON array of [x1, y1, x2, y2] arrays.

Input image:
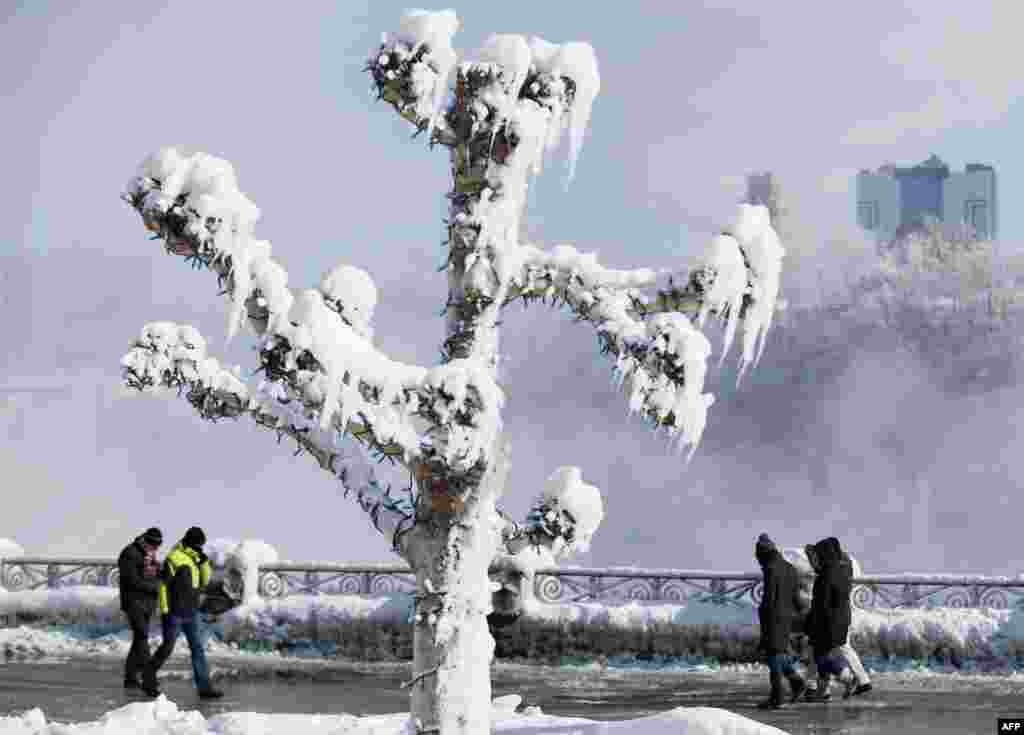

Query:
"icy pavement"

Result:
[[1, 657, 1023, 734]]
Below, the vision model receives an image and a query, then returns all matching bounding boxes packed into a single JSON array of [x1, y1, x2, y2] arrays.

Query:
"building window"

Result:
[[964, 200, 988, 238], [857, 201, 879, 230]]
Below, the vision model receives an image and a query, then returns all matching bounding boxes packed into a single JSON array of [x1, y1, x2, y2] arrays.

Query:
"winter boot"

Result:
[[851, 682, 873, 697], [198, 687, 224, 700], [786, 672, 807, 703], [839, 668, 857, 699], [139, 668, 161, 698], [805, 675, 832, 702], [757, 672, 787, 710]]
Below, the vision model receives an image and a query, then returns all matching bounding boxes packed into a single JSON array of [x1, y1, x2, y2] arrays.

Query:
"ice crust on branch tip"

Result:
[[527, 38, 600, 181], [386, 9, 460, 133], [463, 33, 600, 182], [727, 204, 785, 377]]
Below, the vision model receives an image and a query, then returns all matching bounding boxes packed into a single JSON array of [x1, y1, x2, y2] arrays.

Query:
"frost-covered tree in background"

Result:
[[117, 10, 784, 734], [850, 218, 1024, 386]]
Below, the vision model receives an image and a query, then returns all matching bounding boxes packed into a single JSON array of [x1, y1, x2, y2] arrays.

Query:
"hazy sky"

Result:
[[3, 1, 1023, 575]]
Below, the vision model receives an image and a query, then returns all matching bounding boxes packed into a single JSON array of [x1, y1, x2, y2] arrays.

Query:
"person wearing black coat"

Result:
[[805, 536, 855, 700], [117, 527, 163, 689], [754, 533, 807, 709]]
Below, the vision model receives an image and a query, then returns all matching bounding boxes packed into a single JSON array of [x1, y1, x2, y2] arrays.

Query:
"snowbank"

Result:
[[0, 539, 24, 560], [205, 537, 240, 569], [225, 540, 280, 605], [0, 587, 120, 623], [0, 696, 788, 735], [3, 583, 1023, 666]]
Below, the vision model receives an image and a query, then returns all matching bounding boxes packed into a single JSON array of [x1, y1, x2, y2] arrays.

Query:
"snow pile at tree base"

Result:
[[0, 696, 789, 735]]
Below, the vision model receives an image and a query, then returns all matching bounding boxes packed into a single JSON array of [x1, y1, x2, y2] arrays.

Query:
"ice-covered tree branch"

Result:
[[502, 206, 784, 456], [496, 465, 603, 561], [119, 322, 417, 556], [367, 10, 460, 146], [121, 149, 510, 478]]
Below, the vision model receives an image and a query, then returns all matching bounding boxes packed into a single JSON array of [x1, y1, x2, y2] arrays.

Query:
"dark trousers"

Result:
[[144, 614, 211, 691], [123, 605, 153, 683], [766, 653, 799, 676]]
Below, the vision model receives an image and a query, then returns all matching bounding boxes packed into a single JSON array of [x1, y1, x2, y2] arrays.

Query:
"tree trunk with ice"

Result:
[[115, 9, 785, 735]]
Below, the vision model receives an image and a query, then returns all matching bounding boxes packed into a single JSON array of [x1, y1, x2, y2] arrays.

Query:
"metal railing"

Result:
[[3, 557, 1023, 610]]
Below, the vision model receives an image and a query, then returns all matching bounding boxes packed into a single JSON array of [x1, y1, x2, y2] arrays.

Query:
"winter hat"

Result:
[[182, 526, 207, 549], [755, 533, 776, 555], [142, 527, 163, 546]]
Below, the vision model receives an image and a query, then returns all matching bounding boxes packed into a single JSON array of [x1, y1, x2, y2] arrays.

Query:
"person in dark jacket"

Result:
[[141, 527, 223, 699], [117, 527, 163, 689], [755, 533, 807, 709], [805, 539, 873, 699], [805, 536, 855, 701]]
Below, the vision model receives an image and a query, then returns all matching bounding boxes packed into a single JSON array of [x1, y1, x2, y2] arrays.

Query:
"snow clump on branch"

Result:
[[527, 38, 600, 181], [730, 204, 784, 376], [683, 203, 785, 381], [526, 466, 604, 557], [125, 148, 261, 340], [378, 9, 460, 133], [121, 322, 248, 407], [319, 264, 377, 340]]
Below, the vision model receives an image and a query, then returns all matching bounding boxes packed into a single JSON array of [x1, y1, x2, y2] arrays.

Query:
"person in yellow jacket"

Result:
[[140, 527, 223, 699]]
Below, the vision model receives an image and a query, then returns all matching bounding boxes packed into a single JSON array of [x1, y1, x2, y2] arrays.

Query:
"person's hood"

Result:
[[170, 542, 205, 563], [804, 543, 820, 572], [756, 546, 780, 567], [813, 538, 841, 567]]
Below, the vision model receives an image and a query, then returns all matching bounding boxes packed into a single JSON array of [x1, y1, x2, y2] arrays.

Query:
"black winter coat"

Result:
[[117, 539, 161, 614], [756, 548, 802, 654], [807, 539, 853, 655]]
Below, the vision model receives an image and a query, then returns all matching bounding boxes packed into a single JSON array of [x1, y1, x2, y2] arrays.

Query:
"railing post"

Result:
[[362, 572, 373, 595], [47, 563, 60, 589], [709, 578, 727, 605], [306, 571, 320, 596], [649, 576, 665, 601], [588, 574, 602, 601]]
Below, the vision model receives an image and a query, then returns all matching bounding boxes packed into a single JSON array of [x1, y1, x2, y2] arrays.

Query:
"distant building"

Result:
[[744, 172, 787, 236], [856, 155, 998, 240]]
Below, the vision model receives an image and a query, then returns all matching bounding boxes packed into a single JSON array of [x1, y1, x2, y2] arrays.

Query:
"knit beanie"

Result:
[[755, 532, 776, 555], [183, 526, 207, 549], [142, 527, 163, 546]]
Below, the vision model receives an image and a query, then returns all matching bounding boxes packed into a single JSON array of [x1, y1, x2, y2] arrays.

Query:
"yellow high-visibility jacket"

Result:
[[158, 543, 212, 617]]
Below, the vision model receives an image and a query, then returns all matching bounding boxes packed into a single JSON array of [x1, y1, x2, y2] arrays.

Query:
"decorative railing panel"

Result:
[[0, 557, 121, 592], [529, 569, 1024, 610], [3, 557, 1023, 611], [254, 563, 416, 599]]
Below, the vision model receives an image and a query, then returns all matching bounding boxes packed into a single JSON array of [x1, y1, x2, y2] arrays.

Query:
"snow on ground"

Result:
[[0, 696, 788, 735]]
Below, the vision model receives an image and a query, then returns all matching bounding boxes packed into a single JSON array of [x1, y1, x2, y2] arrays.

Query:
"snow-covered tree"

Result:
[[852, 220, 1023, 371], [117, 10, 784, 734]]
